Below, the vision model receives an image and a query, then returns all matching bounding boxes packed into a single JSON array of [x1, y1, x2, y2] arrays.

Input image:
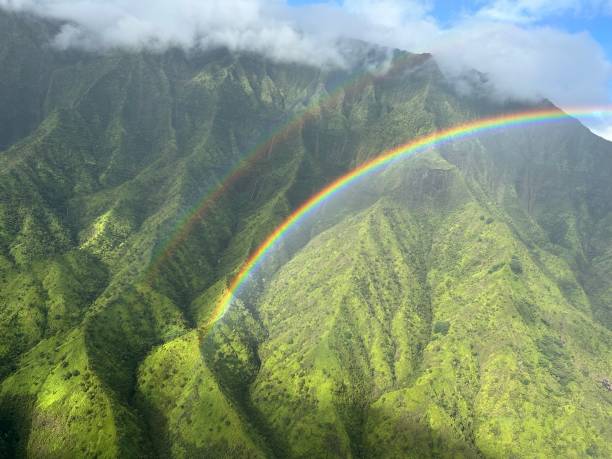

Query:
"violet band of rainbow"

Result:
[[144, 56, 410, 281], [207, 106, 612, 327]]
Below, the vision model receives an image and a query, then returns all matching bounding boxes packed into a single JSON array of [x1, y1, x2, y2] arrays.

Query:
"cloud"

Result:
[[1, 0, 610, 110], [343, 0, 434, 26], [590, 122, 612, 141], [475, 0, 612, 23], [475, 0, 582, 23], [295, 1, 612, 106], [0, 0, 345, 66], [430, 22, 611, 106]]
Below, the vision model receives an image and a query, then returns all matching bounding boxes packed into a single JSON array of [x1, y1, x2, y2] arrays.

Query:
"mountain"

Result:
[[0, 8, 610, 458]]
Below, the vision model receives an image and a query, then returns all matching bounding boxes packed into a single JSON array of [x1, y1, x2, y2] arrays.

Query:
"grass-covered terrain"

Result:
[[0, 7, 610, 458], [243, 153, 612, 457]]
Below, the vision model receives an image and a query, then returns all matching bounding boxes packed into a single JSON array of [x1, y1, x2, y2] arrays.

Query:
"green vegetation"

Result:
[[433, 320, 451, 335], [247, 158, 612, 457], [0, 8, 610, 458], [509, 256, 523, 275]]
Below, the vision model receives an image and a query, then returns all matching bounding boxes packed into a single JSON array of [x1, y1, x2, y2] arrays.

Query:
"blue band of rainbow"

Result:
[[208, 107, 611, 327]]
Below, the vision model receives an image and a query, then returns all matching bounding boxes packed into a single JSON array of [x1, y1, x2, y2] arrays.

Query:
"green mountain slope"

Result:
[[242, 151, 612, 457], [0, 8, 610, 458]]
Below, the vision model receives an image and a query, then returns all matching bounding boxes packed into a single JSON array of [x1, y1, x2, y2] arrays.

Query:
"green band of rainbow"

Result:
[[207, 106, 611, 327], [145, 53, 425, 281]]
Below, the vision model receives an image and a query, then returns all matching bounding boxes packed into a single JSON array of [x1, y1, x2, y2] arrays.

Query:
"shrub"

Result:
[[510, 256, 523, 275], [433, 321, 450, 335]]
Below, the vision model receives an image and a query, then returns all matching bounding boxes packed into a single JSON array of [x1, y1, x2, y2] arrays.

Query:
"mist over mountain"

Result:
[[0, 5, 610, 459], [2, 0, 612, 112]]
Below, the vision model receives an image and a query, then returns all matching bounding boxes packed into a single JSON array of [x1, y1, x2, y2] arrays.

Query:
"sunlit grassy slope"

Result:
[[0, 8, 611, 458], [244, 153, 612, 457]]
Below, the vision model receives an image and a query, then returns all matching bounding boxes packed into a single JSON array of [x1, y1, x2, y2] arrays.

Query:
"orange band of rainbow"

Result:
[[208, 106, 612, 327]]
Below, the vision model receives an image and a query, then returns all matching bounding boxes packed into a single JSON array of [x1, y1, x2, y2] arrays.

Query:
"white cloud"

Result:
[[590, 123, 612, 141], [431, 22, 611, 106], [296, 1, 612, 107], [343, 0, 434, 26], [476, 0, 612, 23], [1, 0, 610, 111], [0, 0, 345, 66], [476, 0, 582, 23]]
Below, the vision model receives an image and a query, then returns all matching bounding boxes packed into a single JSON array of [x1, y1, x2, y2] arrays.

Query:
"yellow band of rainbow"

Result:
[[208, 106, 612, 327]]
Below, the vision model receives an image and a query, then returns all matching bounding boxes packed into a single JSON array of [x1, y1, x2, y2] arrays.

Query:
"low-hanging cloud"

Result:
[[0, 0, 345, 66], [1, 0, 611, 113]]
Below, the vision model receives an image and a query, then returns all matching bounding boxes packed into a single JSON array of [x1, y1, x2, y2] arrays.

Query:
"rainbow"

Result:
[[206, 106, 612, 328], [144, 53, 419, 281]]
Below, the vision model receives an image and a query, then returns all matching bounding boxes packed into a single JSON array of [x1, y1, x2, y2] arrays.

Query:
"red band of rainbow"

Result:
[[207, 106, 612, 327]]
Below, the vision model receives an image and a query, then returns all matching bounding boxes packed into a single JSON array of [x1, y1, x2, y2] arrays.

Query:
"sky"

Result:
[[2, 0, 611, 138]]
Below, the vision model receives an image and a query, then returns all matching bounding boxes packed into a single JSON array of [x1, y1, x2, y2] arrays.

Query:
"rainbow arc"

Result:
[[208, 106, 612, 327]]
